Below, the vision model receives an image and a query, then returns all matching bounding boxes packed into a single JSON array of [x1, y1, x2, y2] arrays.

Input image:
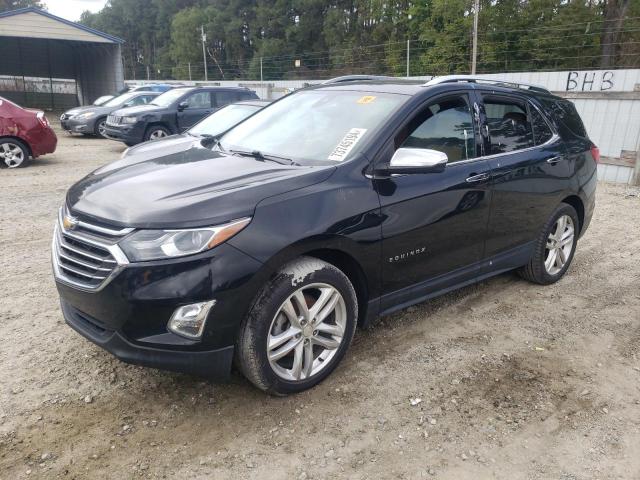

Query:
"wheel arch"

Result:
[[243, 238, 374, 330], [302, 248, 370, 328], [561, 194, 584, 234]]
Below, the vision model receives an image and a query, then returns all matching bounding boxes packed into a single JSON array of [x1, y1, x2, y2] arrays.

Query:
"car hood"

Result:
[[64, 105, 113, 117], [67, 145, 335, 229], [111, 104, 161, 117], [120, 134, 198, 164]]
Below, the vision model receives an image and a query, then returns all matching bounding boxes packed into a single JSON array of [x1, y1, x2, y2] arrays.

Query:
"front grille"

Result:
[[106, 115, 121, 126], [52, 207, 132, 290]]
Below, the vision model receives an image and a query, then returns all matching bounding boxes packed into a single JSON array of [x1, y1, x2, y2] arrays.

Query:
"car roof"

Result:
[[308, 80, 425, 96], [172, 85, 255, 92], [308, 77, 565, 102]]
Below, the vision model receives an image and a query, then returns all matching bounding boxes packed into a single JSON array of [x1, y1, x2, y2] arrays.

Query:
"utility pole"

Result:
[[188, 62, 192, 81], [471, 0, 479, 74], [406, 39, 410, 77], [201, 25, 208, 82], [260, 57, 263, 83]]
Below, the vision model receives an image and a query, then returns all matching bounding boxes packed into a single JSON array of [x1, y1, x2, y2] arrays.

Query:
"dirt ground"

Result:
[[1, 124, 639, 480]]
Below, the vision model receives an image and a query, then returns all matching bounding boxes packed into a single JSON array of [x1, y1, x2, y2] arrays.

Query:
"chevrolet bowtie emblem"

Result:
[[62, 214, 79, 230]]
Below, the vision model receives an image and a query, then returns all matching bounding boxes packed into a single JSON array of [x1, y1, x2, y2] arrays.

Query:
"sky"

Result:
[[45, 0, 108, 22]]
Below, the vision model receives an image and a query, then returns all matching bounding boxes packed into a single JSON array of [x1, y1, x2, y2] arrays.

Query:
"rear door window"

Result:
[[483, 96, 534, 154], [397, 94, 477, 163], [214, 91, 238, 108], [529, 105, 554, 145]]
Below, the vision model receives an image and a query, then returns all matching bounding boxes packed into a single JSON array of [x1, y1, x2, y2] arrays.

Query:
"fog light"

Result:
[[167, 300, 216, 339]]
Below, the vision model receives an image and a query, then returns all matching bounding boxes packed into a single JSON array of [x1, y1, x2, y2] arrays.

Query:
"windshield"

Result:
[[219, 90, 406, 164], [190, 104, 262, 137], [104, 92, 141, 107], [151, 88, 192, 107]]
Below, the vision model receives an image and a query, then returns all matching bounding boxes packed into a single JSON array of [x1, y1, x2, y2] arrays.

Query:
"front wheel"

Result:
[[519, 203, 579, 285], [144, 125, 170, 141], [237, 257, 358, 395], [94, 117, 107, 138]]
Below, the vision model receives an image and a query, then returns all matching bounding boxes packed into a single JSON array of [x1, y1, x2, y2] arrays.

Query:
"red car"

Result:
[[0, 96, 57, 168]]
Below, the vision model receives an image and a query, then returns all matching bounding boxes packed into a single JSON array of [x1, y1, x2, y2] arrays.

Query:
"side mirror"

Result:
[[123, 101, 133, 107], [177, 101, 189, 111], [379, 148, 448, 175]]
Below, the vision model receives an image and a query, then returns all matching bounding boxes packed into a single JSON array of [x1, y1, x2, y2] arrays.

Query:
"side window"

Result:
[[215, 91, 238, 108], [529, 104, 554, 145], [185, 92, 211, 109], [131, 95, 153, 106], [398, 95, 476, 163], [483, 96, 534, 154]]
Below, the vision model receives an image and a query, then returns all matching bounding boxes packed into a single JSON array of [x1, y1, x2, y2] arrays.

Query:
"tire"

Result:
[[0, 138, 29, 168], [237, 257, 358, 395], [94, 117, 107, 138], [144, 125, 171, 142], [519, 203, 579, 285]]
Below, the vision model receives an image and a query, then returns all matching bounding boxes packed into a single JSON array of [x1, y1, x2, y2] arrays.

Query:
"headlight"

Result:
[[121, 116, 138, 124], [119, 217, 251, 262], [74, 111, 95, 119]]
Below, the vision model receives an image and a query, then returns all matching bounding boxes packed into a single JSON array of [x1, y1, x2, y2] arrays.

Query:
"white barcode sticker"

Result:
[[327, 128, 367, 162]]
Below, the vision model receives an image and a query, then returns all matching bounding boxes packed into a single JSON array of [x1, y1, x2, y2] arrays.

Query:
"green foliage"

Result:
[[74, 0, 639, 80], [0, 0, 44, 12]]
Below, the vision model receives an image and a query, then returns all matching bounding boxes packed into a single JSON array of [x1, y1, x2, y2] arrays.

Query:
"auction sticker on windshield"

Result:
[[328, 128, 367, 162]]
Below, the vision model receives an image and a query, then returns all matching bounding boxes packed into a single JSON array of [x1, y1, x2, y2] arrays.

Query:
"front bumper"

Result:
[[61, 300, 234, 378], [54, 242, 264, 379], [60, 117, 94, 134], [103, 123, 146, 145]]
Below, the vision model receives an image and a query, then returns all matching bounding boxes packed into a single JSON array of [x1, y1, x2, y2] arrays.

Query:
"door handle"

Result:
[[546, 156, 564, 165], [466, 172, 490, 183]]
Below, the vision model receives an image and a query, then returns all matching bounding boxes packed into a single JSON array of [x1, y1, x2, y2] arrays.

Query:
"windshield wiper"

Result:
[[230, 149, 298, 166]]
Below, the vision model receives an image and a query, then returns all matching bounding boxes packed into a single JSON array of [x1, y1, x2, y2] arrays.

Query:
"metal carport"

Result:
[[0, 7, 124, 110]]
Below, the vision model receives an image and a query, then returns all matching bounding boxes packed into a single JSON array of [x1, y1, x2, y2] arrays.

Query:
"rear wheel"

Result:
[[0, 139, 29, 168], [519, 203, 579, 285], [237, 257, 357, 395], [144, 125, 170, 141]]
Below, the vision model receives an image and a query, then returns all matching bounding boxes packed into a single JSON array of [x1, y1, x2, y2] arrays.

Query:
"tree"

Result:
[[600, 0, 630, 68], [0, 0, 44, 12]]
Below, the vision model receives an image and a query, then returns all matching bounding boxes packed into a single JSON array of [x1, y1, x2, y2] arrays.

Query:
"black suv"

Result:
[[103, 86, 259, 146], [53, 76, 597, 395]]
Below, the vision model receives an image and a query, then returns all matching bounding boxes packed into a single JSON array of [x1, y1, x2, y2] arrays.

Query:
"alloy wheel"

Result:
[[0, 142, 26, 168], [149, 129, 168, 140], [267, 283, 347, 381], [97, 121, 107, 137], [544, 214, 575, 275]]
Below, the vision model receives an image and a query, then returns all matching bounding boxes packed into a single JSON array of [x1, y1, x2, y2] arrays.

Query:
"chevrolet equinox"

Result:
[[53, 76, 597, 395]]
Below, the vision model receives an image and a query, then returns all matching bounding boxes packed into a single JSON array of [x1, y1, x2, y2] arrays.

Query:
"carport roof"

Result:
[[0, 7, 124, 44]]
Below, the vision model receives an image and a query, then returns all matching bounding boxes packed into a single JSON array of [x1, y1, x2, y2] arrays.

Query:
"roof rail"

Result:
[[322, 75, 401, 84], [423, 75, 550, 94]]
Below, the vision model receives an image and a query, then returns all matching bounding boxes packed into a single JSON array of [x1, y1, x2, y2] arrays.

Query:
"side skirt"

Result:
[[362, 241, 535, 326]]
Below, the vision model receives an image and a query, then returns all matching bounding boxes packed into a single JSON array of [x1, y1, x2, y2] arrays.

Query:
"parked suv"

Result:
[[60, 91, 160, 138], [103, 86, 259, 146], [53, 76, 597, 394], [119, 100, 270, 163], [1, 96, 57, 168]]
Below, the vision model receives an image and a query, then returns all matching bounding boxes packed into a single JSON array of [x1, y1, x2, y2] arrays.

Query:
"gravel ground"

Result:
[[1, 126, 640, 480]]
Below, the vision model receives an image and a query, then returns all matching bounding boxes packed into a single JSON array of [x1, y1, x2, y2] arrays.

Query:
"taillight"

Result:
[[590, 145, 600, 163], [36, 111, 50, 128]]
